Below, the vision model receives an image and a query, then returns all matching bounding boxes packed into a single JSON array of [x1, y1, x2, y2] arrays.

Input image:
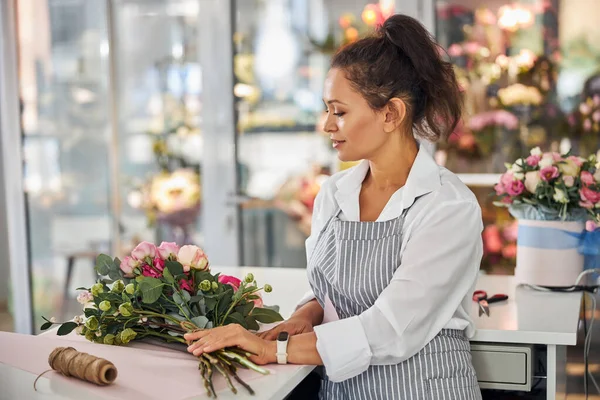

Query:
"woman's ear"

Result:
[[382, 98, 407, 133]]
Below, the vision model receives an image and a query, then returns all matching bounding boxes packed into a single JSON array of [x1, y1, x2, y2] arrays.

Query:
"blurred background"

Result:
[[1, 0, 599, 397]]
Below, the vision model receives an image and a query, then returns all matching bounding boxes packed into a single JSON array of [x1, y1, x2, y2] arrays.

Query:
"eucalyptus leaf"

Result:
[[191, 316, 209, 329], [181, 291, 191, 302], [95, 254, 113, 276], [57, 322, 78, 336], [251, 308, 284, 324], [108, 269, 122, 281], [139, 278, 164, 304], [173, 292, 184, 306]]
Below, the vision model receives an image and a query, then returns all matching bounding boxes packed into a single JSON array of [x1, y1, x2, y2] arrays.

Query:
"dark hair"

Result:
[[331, 14, 462, 142]]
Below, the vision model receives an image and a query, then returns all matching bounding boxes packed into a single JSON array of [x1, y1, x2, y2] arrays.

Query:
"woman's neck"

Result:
[[365, 136, 419, 191]]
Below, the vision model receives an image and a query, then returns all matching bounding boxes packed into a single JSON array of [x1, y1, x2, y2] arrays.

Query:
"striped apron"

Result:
[[307, 207, 482, 400]]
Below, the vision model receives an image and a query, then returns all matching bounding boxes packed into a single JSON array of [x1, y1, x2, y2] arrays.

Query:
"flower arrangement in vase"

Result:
[[494, 147, 600, 285]]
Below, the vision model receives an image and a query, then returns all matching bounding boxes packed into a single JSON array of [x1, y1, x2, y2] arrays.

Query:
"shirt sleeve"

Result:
[[313, 200, 483, 382]]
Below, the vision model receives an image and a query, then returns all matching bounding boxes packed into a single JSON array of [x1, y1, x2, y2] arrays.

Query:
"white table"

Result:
[[0, 268, 582, 400], [471, 275, 582, 400]]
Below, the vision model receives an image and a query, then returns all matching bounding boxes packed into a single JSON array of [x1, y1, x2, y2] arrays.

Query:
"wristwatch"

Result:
[[276, 331, 289, 364]]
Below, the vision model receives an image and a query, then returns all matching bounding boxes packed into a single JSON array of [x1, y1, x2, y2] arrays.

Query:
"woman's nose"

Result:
[[323, 114, 338, 133]]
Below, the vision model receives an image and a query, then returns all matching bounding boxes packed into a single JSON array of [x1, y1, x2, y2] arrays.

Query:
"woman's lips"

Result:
[[331, 139, 345, 148]]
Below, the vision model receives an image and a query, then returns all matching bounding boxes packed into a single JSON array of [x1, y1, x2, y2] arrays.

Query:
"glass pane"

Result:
[[434, 0, 600, 174], [17, 0, 111, 331], [233, 0, 394, 268], [112, 0, 203, 253]]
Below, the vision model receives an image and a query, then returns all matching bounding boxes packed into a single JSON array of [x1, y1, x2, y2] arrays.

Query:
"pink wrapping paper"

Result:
[[0, 331, 278, 399]]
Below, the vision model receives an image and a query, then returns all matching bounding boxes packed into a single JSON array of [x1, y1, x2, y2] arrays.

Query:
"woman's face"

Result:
[[322, 68, 390, 162]]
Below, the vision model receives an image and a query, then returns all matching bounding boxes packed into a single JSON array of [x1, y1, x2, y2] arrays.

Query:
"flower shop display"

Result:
[[494, 147, 600, 285], [41, 241, 283, 397]]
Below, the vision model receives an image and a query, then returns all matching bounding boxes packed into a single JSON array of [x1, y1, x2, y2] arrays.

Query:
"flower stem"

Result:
[[220, 350, 269, 375], [139, 330, 187, 344], [135, 310, 181, 325]]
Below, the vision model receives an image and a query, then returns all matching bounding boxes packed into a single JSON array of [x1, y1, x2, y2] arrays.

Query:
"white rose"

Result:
[[530, 147, 542, 157], [594, 168, 600, 183], [553, 188, 569, 204], [539, 155, 554, 168], [510, 160, 524, 173], [524, 171, 541, 193], [177, 245, 210, 272], [558, 159, 580, 177]]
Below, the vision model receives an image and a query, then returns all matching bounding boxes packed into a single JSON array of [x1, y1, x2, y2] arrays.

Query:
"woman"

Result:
[[186, 14, 483, 399]]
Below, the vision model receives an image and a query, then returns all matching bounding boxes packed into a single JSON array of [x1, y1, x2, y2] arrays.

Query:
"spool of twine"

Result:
[[34, 347, 118, 390]]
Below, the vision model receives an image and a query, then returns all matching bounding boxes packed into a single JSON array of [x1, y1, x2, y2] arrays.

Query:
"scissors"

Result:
[[473, 290, 509, 317]]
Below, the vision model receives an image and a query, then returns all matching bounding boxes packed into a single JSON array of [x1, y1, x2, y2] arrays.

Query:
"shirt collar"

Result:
[[334, 145, 441, 213]]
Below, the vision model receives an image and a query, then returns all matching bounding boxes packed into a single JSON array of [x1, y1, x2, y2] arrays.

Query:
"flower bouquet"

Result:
[[567, 95, 600, 157], [41, 241, 283, 397], [493, 147, 600, 285]]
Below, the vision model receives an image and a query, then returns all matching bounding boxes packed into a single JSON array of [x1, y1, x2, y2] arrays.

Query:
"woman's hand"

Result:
[[184, 324, 276, 365], [257, 316, 313, 340]]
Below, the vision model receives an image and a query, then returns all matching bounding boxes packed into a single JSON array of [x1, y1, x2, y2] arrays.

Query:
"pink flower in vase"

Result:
[[579, 200, 595, 210], [581, 171, 595, 186], [562, 175, 575, 187], [526, 155, 541, 167], [540, 166, 559, 182], [580, 187, 600, 204], [551, 152, 563, 162], [506, 180, 525, 196], [568, 156, 585, 167], [494, 182, 506, 195]]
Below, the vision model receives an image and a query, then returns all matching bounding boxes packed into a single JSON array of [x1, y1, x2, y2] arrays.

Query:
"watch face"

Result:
[[277, 331, 289, 341]]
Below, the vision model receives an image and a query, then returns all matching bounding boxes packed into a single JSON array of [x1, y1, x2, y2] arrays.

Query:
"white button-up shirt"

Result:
[[298, 146, 484, 382]]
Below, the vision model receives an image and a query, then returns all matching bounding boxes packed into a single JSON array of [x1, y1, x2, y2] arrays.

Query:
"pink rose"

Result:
[[562, 175, 575, 187], [584, 119, 592, 131], [526, 155, 541, 167], [218, 275, 242, 291], [586, 220, 599, 232], [540, 166, 559, 182], [120, 256, 139, 277], [506, 180, 525, 196], [131, 241, 157, 261], [177, 245, 209, 272], [141, 264, 161, 278], [580, 186, 600, 204], [581, 171, 595, 186], [179, 279, 193, 292], [501, 172, 515, 187], [579, 200, 594, 209], [157, 242, 180, 260], [154, 257, 165, 272]]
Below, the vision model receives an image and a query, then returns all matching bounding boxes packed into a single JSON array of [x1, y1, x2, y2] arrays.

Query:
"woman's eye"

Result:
[[333, 112, 345, 116]]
